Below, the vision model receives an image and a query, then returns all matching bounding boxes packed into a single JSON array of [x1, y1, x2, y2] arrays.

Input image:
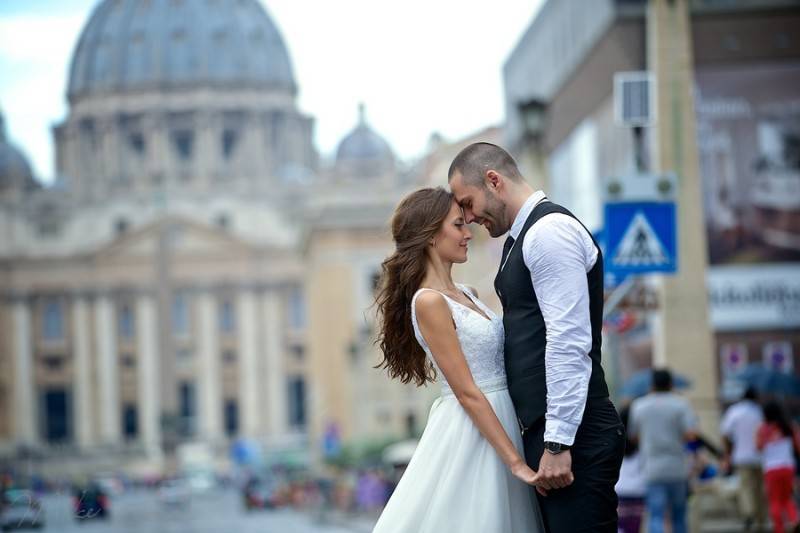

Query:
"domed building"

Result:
[[0, 0, 430, 478], [58, 0, 314, 203], [335, 104, 395, 181], [0, 111, 39, 204]]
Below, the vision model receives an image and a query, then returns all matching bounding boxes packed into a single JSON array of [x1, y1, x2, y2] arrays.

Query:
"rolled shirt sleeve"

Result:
[[523, 213, 597, 446]]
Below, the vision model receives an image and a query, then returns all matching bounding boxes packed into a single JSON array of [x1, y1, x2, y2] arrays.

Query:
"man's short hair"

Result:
[[448, 142, 523, 186], [652, 369, 673, 392]]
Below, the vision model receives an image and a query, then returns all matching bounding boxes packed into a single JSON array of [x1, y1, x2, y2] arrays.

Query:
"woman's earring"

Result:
[[430, 239, 436, 247]]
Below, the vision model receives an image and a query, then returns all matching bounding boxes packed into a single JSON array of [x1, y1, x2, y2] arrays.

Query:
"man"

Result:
[[629, 369, 698, 533], [720, 387, 766, 531], [449, 142, 624, 532]]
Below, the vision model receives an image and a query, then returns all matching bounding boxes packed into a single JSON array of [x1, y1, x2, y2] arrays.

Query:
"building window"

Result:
[[172, 291, 190, 336], [115, 218, 129, 236], [178, 381, 196, 437], [118, 303, 135, 339], [121, 353, 136, 368], [288, 287, 306, 330], [42, 298, 64, 340], [224, 399, 238, 437], [218, 298, 235, 333], [42, 354, 63, 371], [370, 270, 381, 295], [122, 404, 138, 438], [172, 129, 194, 161], [42, 389, 70, 443], [222, 349, 236, 365], [129, 132, 146, 155], [222, 129, 238, 159], [290, 344, 304, 361], [215, 213, 230, 229], [287, 376, 306, 429]]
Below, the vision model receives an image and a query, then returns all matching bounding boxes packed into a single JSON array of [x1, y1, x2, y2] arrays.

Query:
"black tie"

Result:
[[501, 235, 515, 267]]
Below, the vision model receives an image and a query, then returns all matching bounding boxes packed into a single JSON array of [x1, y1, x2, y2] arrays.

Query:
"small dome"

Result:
[[0, 112, 37, 194], [67, 0, 296, 100], [335, 104, 394, 173]]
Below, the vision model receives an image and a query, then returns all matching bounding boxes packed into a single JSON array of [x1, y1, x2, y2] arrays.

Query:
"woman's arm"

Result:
[[415, 291, 535, 484], [755, 423, 768, 451]]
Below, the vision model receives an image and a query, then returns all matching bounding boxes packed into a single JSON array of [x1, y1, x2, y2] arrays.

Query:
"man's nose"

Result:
[[464, 210, 475, 224]]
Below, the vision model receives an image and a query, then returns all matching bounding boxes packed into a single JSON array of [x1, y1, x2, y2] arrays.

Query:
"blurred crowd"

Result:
[[616, 368, 800, 533]]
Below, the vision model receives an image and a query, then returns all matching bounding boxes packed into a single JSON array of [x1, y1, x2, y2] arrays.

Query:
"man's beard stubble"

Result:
[[484, 193, 508, 238]]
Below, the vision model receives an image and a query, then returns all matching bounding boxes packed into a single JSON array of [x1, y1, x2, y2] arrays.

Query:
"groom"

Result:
[[449, 143, 624, 532]]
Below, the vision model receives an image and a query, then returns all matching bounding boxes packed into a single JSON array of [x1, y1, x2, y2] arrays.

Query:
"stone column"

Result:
[[12, 297, 36, 444], [136, 294, 161, 452], [71, 296, 93, 448], [95, 295, 120, 444], [198, 292, 221, 440], [648, 0, 718, 435], [261, 290, 285, 436], [237, 290, 259, 437]]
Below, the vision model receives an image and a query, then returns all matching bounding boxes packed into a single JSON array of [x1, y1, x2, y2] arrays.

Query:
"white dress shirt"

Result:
[[720, 400, 763, 466], [505, 191, 598, 446]]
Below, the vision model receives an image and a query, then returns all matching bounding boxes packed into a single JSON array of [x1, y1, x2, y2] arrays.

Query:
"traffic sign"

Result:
[[605, 202, 677, 281]]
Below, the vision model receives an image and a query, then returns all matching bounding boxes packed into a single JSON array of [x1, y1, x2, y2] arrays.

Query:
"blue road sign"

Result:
[[604, 202, 677, 284]]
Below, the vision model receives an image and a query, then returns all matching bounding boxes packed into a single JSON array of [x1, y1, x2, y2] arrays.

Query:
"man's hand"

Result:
[[532, 449, 574, 495]]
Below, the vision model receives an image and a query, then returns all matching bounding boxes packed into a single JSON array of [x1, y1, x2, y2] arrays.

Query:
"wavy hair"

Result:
[[374, 187, 454, 386]]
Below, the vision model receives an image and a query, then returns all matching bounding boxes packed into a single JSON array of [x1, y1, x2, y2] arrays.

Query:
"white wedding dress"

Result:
[[373, 284, 543, 533]]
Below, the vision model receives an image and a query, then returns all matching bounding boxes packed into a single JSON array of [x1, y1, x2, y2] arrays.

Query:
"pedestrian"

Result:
[[720, 386, 766, 531], [756, 401, 800, 533], [616, 405, 645, 533], [629, 368, 698, 533]]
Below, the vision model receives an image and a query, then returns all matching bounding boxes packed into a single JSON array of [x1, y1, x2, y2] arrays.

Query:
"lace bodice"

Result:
[[411, 284, 506, 394]]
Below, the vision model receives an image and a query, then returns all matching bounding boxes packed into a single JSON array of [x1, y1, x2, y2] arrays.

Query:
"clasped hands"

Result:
[[511, 450, 574, 496]]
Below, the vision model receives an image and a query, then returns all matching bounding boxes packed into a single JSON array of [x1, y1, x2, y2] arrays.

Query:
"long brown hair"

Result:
[[374, 187, 454, 386]]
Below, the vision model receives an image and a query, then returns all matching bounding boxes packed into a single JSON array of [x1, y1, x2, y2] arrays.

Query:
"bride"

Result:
[[371, 187, 543, 532]]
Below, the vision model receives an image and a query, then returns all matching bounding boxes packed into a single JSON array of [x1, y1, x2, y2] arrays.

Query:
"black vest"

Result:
[[494, 201, 609, 430]]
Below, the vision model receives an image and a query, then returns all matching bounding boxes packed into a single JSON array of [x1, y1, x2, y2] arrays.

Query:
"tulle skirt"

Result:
[[373, 378, 543, 532]]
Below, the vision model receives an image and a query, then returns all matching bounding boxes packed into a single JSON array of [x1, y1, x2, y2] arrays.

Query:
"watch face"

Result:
[[545, 442, 565, 453]]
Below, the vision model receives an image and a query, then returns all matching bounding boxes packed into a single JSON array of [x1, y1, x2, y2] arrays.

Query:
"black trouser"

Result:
[[523, 397, 625, 533]]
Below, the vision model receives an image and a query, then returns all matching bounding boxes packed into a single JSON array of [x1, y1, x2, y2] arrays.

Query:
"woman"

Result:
[[755, 400, 800, 533], [371, 187, 542, 532], [616, 405, 646, 533]]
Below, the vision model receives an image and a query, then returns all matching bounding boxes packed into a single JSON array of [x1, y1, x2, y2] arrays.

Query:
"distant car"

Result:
[[184, 471, 216, 494], [72, 483, 109, 521], [157, 478, 190, 507], [242, 478, 278, 511], [1, 489, 45, 530]]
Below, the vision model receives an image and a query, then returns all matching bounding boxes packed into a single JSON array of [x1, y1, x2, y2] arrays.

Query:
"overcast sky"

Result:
[[0, 0, 543, 183]]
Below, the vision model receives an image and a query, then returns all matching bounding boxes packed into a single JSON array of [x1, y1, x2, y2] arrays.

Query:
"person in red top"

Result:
[[755, 401, 800, 533]]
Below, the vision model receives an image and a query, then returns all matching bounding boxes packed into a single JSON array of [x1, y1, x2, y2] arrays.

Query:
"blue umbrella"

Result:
[[619, 369, 691, 399], [733, 363, 800, 396]]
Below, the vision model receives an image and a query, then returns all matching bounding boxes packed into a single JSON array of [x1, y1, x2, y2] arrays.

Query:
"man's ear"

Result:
[[485, 170, 501, 190]]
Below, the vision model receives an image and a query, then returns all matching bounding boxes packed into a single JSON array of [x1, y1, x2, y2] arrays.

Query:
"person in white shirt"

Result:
[[449, 142, 624, 532], [720, 387, 767, 531]]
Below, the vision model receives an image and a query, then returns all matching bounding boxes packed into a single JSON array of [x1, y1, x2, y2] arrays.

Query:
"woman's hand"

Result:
[[510, 460, 538, 486]]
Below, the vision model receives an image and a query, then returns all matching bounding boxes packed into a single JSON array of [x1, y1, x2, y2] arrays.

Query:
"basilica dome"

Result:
[[0, 113, 37, 195], [67, 0, 296, 101], [336, 105, 395, 175]]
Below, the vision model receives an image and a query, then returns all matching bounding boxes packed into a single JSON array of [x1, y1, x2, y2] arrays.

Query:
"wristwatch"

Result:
[[544, 441, 571, 455]]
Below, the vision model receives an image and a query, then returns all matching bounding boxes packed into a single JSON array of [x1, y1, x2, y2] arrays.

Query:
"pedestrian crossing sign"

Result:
[[604, 202, 677, 277]]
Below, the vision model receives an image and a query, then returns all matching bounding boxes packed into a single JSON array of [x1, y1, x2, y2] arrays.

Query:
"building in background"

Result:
[[0, 0, 454, 478], [504, 0, 800, 408]]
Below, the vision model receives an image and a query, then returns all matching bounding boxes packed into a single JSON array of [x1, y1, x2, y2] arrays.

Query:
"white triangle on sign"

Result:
[[612, 211, 670, 267]]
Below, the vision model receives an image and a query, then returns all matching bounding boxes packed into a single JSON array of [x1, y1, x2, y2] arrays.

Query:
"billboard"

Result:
[[695, 62, 800, 266]]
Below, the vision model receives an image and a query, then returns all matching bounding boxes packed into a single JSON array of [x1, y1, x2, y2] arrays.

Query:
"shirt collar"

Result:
[[508, 190, 547, 241]]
